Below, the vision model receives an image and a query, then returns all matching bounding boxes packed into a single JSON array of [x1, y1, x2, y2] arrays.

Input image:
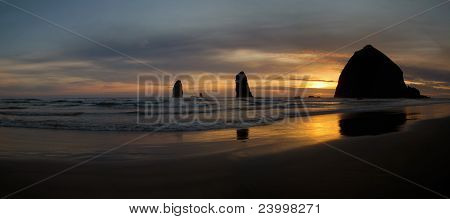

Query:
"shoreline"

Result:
[[1, 103, 449, 162], [0, 104, 449, 198]]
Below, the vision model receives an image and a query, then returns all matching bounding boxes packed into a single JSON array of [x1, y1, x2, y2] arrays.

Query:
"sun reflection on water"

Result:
[[295, 113, 342, 143], [179, 113, 343, 158]]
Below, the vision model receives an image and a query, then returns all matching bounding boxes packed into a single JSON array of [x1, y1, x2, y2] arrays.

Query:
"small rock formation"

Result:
[[172, 80, 183, 98], [236, 128, 249, 140], [235, 71, 253, 98], [334, 45, 427, 98]]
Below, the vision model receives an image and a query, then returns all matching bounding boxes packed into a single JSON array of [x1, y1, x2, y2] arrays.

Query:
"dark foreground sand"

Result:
[[0, 104, 449, 198]]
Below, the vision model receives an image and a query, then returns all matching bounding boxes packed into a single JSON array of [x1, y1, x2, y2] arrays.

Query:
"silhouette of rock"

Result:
[[172, 80, 183, 98], [334, 45, 427, 98], [235, 71, 253, 98]]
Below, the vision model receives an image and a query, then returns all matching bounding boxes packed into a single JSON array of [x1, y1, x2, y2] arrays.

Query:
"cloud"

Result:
[[403, 66, 450, 83], [0, 0, 449, 96]]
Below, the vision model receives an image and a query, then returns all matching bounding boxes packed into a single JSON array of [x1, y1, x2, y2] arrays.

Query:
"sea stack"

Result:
[[334, 45, 426, 98], [172, 80, 183, 98], [235, 71, 253, 98]]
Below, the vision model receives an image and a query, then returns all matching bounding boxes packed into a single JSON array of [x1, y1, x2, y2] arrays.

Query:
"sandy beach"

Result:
[[1, 103, 449, 198]]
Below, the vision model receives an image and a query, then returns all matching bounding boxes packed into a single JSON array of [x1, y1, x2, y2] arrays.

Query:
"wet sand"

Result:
[[0, 104, 449, 198]]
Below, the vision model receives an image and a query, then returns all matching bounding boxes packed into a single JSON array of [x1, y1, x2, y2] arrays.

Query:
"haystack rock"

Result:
[[235, 71, 253, 98], [334, 45, 426, 98], [172, 80, 183, 98]]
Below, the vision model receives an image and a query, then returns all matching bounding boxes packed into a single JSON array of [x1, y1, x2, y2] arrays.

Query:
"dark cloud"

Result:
[[403, 66, 450, 84], [0, 0, 449, 96]]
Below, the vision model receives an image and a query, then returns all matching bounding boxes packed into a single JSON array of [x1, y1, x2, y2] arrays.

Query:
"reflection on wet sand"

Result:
[[236, 129, 249, 140], [295, 113, 342, 143], [339, 110, 407, 136], [171, 108, 421, 158], [228, 113, 343, 157]]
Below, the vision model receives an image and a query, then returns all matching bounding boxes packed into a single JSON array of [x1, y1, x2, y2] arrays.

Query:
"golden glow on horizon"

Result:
[[1, 47, 448, 97], [303, 81, 336, 89]]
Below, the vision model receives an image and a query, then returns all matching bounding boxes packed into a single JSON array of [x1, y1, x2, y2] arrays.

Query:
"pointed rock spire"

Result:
[[235, 71, 253, 98], [172, 80, 183, 98]]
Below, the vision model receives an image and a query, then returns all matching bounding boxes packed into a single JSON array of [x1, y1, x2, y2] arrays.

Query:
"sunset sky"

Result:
[[1, 0, 449, 97]]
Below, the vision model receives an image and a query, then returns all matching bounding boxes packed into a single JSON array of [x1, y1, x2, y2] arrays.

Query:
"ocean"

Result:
[[0, 97, 449, 132]]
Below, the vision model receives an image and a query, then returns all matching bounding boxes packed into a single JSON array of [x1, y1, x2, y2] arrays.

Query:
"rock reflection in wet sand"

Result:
[[339, 111, 407, 137]]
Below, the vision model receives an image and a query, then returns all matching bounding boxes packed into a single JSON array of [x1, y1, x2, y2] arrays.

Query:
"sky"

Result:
[[0, 0, 449, 97]]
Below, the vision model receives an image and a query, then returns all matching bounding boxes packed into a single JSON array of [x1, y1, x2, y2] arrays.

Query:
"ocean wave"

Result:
[[0, 117, 281, 132], [0, 97, 449, 131], [0, 111, 84, 116], [0, 106, 27, 109], [0, 98, 41, 103], [49, 100, 84, 104], [94, 102, 122, 107]]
